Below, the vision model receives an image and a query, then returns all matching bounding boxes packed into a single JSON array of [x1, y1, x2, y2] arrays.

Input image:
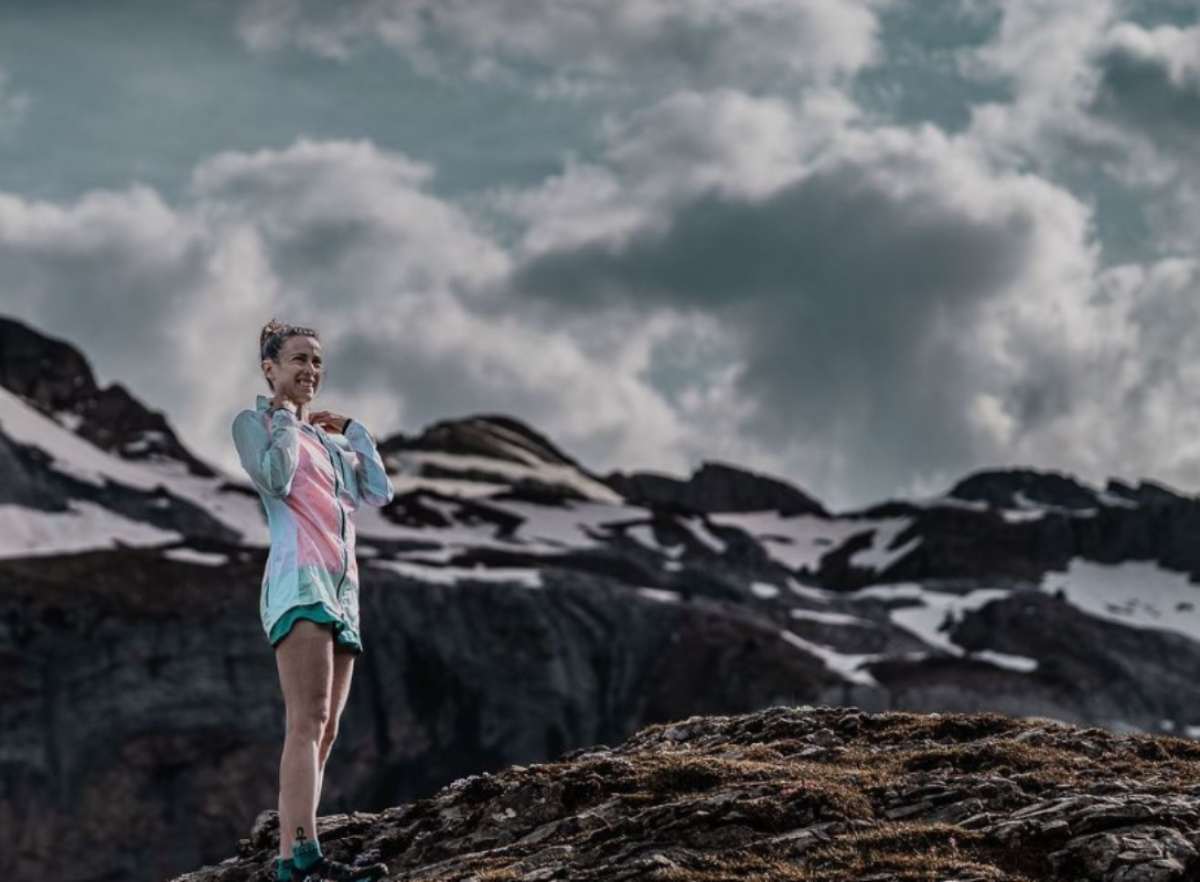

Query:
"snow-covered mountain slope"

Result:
[[0, 382, 266, 555], [0, 316, 219, 475], [5, 313, 1200, 740], [11, 314, 1200, 882]]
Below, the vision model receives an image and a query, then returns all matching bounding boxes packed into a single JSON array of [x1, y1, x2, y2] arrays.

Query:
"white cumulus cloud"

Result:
[[236, 0, 891, 94]]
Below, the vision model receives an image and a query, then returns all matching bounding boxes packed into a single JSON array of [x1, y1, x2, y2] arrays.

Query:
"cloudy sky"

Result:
[[1, 0, 1199, 513]]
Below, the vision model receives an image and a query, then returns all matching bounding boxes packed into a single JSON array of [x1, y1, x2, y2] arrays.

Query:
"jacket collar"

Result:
[[255, 394, 311, 428], [255, 394, 335, 440]]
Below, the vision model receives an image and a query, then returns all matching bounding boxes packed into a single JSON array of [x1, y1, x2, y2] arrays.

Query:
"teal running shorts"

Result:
[[269, 602, 363, 655]]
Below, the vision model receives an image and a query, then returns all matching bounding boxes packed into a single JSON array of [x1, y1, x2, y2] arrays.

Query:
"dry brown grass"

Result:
[[212, 707, 1200, 882]]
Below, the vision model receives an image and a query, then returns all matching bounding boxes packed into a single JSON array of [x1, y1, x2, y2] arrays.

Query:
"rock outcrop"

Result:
[[173, 704, 1200, 882]]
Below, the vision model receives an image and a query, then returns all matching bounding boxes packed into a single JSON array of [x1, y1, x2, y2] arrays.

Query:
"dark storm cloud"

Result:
[[507, 155, 1042, 491], [513, 166, 1029, 312]]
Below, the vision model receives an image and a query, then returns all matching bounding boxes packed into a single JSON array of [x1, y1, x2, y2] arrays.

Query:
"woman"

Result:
[[232, 319, 394, 882]]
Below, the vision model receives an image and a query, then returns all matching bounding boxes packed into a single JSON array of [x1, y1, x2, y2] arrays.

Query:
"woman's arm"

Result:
[[231, 408, 301, 497], [343, 420, 395, 507]]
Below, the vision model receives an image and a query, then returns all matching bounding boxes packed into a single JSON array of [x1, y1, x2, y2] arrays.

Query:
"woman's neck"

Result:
[[272, 394, 310, 423]]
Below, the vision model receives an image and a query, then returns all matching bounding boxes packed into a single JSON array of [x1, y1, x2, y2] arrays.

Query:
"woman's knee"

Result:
[[318, 721, 338, 752], [285, 700, 331, 741]]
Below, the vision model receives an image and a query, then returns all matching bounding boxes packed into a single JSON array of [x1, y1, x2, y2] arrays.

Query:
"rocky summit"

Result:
[[174, 705, 1200, 882]]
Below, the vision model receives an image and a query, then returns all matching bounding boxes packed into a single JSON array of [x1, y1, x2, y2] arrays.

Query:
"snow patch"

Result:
[[786, 576, 836, 603], [1040, 558, 1200, 645], [750, 581, 780, 598], [368, 557, 544, 588], [848, 581, 1039, 673], [676, 515, 727, 553], [848, 517, 920, 571], [624, 523, 685, 558], [637, 587, 681, 603], [709, 510, 918, 574], [163, 547, 229, 566], [778, 629, 881, 687], [972, 649, 1038, 672], [789, 608, 876, 627], [397, 450, 622, 503], [0, 501, 181, 557]]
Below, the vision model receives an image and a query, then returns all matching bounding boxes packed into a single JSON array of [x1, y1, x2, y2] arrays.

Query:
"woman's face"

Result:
[[264, 335, 323, 403]]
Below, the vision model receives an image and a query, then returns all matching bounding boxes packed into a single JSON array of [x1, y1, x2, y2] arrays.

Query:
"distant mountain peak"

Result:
[[384, 413, 588, 471], [946, 466, 1187, 513], [0, 316, 215, 477], [604, 459, 829, 516]]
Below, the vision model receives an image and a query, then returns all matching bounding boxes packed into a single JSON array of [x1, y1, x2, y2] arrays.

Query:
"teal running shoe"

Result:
[[291, 826, 389, 882]]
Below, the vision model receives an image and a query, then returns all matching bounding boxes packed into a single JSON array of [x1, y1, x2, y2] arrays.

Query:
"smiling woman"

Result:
[[231, 317, 393, 882]]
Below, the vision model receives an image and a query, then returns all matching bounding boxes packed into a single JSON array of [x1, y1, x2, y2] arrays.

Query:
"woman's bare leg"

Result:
[[274, 620, 334, 859], [315, 647, 356, 807]]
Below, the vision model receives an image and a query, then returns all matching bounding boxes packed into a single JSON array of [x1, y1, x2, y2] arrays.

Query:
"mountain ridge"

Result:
[[5, 314, 1200, 882]]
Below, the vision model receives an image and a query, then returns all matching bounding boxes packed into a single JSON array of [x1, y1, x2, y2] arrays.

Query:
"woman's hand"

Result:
[[308, 410, 351, 434]]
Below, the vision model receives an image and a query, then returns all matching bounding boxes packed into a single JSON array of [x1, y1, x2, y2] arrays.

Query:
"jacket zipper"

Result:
[[323, 433, 350, 598]]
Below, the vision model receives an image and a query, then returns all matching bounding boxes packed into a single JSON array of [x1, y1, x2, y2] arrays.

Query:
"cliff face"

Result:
[[0, 549, 842, 882], [173, 705, 1200, 882], [6, 314, 1200, 882]]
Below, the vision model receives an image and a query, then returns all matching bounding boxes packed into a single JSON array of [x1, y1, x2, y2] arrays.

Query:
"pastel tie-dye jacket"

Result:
[[231, 394, 395, 646]]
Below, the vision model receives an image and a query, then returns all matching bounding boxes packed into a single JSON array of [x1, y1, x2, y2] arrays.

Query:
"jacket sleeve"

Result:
[[344, 419, 395, 507], [231, 408, 301, 497]]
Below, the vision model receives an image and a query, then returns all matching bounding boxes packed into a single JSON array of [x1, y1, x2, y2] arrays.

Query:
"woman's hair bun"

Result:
[[260, 317, 290, 351]]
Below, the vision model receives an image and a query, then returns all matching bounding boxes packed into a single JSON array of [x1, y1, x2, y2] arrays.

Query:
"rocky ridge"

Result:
[[175, 704, 1200, 882]]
